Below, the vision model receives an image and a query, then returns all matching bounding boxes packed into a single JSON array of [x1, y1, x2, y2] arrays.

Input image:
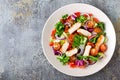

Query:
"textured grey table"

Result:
[[0, 0, 120, 80]]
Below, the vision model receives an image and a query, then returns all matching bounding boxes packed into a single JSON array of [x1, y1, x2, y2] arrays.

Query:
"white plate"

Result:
[[41, 3, 116, 77]]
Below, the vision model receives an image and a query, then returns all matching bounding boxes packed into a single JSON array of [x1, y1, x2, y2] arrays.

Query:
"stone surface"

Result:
[[0, 0, 120, 80]]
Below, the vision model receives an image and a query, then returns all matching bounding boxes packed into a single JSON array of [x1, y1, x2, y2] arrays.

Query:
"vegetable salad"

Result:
[[49, 12, 108, 68]]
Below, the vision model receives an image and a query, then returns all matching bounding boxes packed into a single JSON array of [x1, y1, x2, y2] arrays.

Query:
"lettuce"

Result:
[[55, 21, 64, 36], [72, 35, 86, 48], [77, 55, 99, 62], [77, 55, 88, 60], [89, 56, 99, 61], [90, 32, 106, 43], [57, 54, 69, 65], [76, 15, 87, 23], [90, 35, 99, 43], [97, 22, 105, 31], [62, 14, 68, 19]]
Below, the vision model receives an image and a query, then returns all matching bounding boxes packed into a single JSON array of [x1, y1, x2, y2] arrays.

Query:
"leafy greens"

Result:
[[97, 22, 105, 31], [76, 15, 87, 23], [55, 21, 64, 36], [77, 55, 99, 62], [62, 14, 68, 19], [72, 35, 86, 48], [57, 54, 69, 65]]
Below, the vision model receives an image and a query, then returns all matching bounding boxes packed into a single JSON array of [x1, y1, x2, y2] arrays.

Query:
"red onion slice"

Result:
[[64, 22, 71, 26], [88, 28, 94, 32], [52, 47, 62, 55], [88, 34, 96, 41], [83, 26, 88, 30], [55, 35, 66, 40], [84, 20, 94, 32], [71, 14, 77, 20], [92, 31, 97, 35], [75, 60, 84, 66], [73, 13, 77, 17]]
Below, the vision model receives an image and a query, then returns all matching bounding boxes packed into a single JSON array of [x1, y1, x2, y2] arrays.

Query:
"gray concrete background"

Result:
[[0, 0, 120, 80]]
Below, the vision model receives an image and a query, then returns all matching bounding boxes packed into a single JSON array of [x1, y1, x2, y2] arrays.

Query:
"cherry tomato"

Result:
[[70, 55, 76, 62], [66, 16, 71, 21], [53, 42, 61, 50], [49, 42, 54, 46], [93, 17, 99, 23], [94, 27, 102, 33], [87, 20, 94, 28], [100, 43, 107, 52], [83, 14, 88, 18], [68, 34, 74, 42], [89, 13, 93, 16], [66, 16, 74, 25], [64, 25, 69, 33], [60, 19, 66, 24], [74, 12, 81, 17], [69, 62, 76, 68], [51, 29, 56, 38], [90, 48, 98, 56], [68, 43, 72, 50]]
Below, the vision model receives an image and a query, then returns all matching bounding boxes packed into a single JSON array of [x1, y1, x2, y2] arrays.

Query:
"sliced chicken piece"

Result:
[[95, 35, 105, 50], [65, 48, 78, 57], [60, 40, 69, 53], [77, 29, 92, 37], [83, 45, 92, 56], [68, 22, 81, 34]]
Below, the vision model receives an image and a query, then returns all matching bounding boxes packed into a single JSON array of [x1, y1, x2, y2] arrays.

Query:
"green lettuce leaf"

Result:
[[55, 21, 64, 36]]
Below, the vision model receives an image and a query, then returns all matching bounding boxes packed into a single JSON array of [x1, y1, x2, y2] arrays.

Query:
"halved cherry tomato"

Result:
[[69, 62, 76, 68], [68, 34, 74, 42], [74, 12, 81, 17], [60, 19, 66, 24], [87, 20, 94, 28], [51, 29, 56, 39], [89, 13, 93, 16], [70, 55, 76, 62], [93, 17, 99, 23], [90, 48, 98, 56], [94, 27, 102, 33], [66, 16, 74, 25], [66, 16, 72, 21], [100, 43, 107, 52], [68, 43, 72, 50], [49, 42, 54, 46], [53, 42, 61, 50], [64, 26, 69, 33], [83, 14, 88, 18]]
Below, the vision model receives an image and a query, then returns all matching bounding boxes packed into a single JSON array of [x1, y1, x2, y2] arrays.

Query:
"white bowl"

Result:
[[41, 3, 116, 77]]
